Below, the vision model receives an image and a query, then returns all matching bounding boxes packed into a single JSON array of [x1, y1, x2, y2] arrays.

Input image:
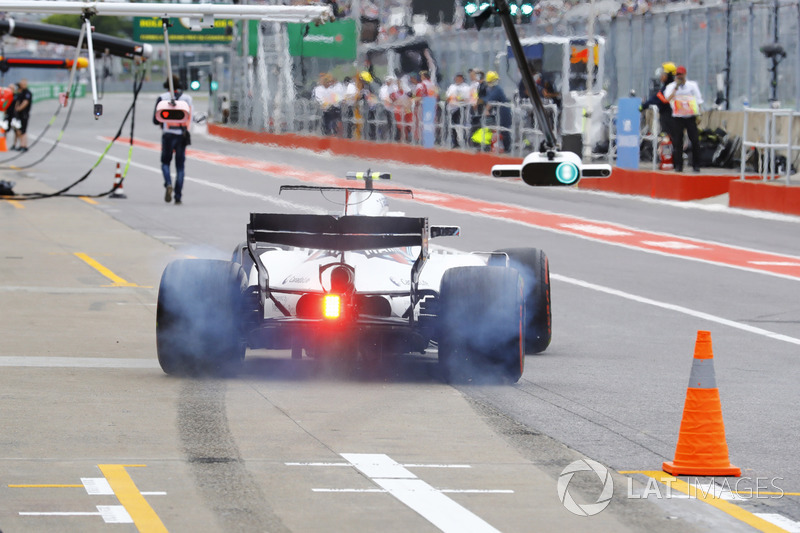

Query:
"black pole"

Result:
[[724, 0, 731, 110], [493, 0, 558, 150], [771, 0, 779, 102]]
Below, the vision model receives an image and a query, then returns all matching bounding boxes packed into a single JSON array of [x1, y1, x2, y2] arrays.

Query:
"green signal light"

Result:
[[510, 4, 518, 14], [190, 80, 201, 91], [555, 162, 580, 184], [464, 2, 478, 15], [521, 3, 534, 15], [210, 80, 218, 91]]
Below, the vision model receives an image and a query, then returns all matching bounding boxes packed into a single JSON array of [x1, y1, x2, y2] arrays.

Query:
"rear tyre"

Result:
[[438, 266, 524, 384], [156, 259, 247, 376], [491, 248, 551, 354]]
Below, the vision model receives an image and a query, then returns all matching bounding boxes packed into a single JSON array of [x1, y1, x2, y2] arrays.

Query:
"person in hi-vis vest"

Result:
[[664, 65, 703, 172]]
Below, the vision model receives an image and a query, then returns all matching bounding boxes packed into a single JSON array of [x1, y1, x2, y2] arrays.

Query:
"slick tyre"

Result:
[[438, 266, 524, 384], [491, 247, 551, 354], [156, 259, 247, 376]]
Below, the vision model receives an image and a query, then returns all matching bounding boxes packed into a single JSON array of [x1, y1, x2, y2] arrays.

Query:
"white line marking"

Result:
[[560, 223, 633, 236], [344, 453, 416, 479], [0, 357, 161, 369], [403, 464, 472, 469], [313, 488, 386, 493], [285, 462, 351, 467], [82, 478, 114, 495], [754, 513, 800, 532], [750, 261, 800, 267], [312, 488, 513, 494], [441, 490, 514, 494], [377, 479, 502, 533], [97, 505, 133, 524], [140, 492, 167, 496], [641, 240, 704, 250], [551, 273, 800, 346], [20, 512, 101, 516], [287, 462, 471, 468], [342, 453, 501, 533]]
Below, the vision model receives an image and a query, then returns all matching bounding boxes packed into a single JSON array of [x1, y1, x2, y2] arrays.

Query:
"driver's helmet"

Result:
[[346, 191, 389, 216]]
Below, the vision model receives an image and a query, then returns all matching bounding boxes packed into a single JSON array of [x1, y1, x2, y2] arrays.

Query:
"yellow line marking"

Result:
[[621, 471, 788, 532], [98, 464, 167, 533], [8, 484, 83, 488], [80, 196, 99, 205], [74, 252, 142, 288], [5, 199, 24, 209]]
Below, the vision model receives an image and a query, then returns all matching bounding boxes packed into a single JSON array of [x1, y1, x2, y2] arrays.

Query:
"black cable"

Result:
[[5, 70, 145, 201]]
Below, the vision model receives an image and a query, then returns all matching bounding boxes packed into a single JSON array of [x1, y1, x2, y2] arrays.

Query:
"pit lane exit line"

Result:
[[342, 453, 502, 533], [106, 138, 800, 282]]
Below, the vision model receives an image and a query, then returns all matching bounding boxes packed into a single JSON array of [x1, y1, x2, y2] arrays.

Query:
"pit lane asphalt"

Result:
[[1, 92, 798, 532]]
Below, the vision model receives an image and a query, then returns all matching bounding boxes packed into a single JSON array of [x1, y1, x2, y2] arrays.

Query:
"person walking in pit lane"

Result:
[[153, 75, 193, 204], [664, 65, 703, 172]]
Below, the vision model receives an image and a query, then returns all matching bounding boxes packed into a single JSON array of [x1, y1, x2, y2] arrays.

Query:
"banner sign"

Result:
[[286, 19, 356, 60], [133, 17, 234, 44], [616, 97, 641, 169]]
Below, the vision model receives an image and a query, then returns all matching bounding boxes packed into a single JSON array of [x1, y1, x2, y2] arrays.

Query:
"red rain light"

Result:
[[323, 294, 341, 319]]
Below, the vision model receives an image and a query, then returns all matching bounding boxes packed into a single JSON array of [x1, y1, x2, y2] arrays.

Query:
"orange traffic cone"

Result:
[[663, 331, 740, 476], [0, 131, 7, 152], [110, 162, 127, 199]]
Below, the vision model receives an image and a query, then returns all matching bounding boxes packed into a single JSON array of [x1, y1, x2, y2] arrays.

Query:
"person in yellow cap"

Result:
[[664, 65, 704, 172], [359, 71, 373, 84], [482, 71, 511, 153], [642, 61, 677, 142]]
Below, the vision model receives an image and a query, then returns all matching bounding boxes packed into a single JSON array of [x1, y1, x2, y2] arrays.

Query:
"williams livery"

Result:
[[156, 173, 551, 383]]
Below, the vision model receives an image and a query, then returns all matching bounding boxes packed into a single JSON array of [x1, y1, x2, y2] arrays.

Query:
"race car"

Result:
[[156, 172, 551, 383]]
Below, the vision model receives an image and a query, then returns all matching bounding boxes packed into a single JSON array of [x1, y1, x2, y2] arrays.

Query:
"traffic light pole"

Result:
[[492, 0, 558, 152]]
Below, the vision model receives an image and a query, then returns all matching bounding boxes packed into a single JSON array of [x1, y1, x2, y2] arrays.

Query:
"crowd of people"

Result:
[[1, 79, 33, 152], [310, 66, 561, 153]]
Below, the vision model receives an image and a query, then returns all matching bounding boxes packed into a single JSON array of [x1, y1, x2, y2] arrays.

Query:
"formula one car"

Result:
[[156, 173, 551, 383]]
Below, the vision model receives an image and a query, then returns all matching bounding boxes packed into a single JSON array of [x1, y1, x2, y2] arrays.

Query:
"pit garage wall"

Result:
[[208, 123, 800, 217]]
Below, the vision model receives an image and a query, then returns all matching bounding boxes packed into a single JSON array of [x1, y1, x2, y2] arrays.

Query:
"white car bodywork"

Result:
[[247, 189, 485, 320], [251, 246, 486, 320]]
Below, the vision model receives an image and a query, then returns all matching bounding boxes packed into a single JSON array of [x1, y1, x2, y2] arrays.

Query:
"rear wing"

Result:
[[248, 214, 426, 251]]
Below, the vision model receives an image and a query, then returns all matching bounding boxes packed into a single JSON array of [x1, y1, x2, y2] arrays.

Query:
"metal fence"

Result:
[[217, 1, 800, 156], [740, 107, 800, 183], [274, 96, 559, 158]]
